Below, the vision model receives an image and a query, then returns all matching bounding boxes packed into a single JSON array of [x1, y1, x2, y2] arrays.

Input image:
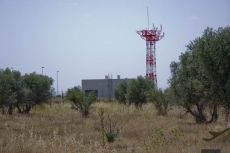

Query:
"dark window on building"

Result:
[[84, 90, 98, 97]]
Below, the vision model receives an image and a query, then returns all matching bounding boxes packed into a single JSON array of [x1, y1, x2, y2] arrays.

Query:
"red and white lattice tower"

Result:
[[137, 15, 164, 87]]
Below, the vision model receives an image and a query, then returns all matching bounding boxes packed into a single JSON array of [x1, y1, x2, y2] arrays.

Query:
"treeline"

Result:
[[114, 26, 230, 124], [1, 26, 229, 125], [0, 68, 53, 115], [114, 76, 169, 115]]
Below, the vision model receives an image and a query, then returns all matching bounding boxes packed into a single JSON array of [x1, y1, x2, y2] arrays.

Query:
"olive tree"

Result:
[[114, 81, 128, 104], [115, 76, 155, 107], [66, 86, 96, 117], [0, 69, 53, 114], [17, 73, 53, 113], [127, 76, 155, 107], [0, 68, 19, 114], [195, 27, 230, 122], [148, 88, 169, 116], [169, 26, 230, 123], [169, 51, 209, 123]]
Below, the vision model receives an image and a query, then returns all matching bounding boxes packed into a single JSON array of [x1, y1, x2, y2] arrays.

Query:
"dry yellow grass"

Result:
[[0, 102, 229, 153]]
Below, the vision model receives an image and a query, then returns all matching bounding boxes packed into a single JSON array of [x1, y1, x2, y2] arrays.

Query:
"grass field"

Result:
[[0, 102, 229, 153]]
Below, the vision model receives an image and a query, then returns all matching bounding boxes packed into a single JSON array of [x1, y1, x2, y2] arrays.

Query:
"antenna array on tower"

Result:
[[136, 8, 164, 87]]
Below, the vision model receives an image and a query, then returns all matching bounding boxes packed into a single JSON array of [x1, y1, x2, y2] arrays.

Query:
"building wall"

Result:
[[82, 78, 132, 100]]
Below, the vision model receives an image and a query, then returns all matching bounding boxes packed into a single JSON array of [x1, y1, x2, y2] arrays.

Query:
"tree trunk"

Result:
[[7, 104, 13, 115], [225, 106, 230, 127], [187, 105, 207, 123], [195, 113, 207, 123], [195, 103, 207, 123], [207, 104, 218, 123], [16, 104, 22, 114], [24, 105, 32, 114], [1, 106, 6, 115], [82, 110, 89, 118]]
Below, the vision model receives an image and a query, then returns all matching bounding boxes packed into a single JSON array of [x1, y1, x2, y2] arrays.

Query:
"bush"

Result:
[[66, 86, 96, 117], [115, 76, 155, 107], [98, 108, 119, 145], [127, 76, 155, 107], [114, 81, 128, 104], [149, 88, 169, 116], [144, 127, 184, 152]]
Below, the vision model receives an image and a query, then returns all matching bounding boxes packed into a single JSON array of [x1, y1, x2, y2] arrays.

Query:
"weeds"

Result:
[[0, 102, 229, 153], [105, 115, 119, 143], [98, 108, 119, 145], [98, 108, 106, 147], [144, 127, 184, 152]]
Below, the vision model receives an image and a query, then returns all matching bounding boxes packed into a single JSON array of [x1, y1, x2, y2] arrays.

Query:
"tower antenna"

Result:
[[147, 7, 149, 30], [137, 8, 164, 87]]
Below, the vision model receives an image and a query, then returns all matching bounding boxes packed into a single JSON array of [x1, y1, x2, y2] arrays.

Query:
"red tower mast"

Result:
[[137, 10, 164, 87]]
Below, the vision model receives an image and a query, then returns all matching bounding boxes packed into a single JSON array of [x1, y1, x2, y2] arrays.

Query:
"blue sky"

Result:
[[0, 0, 230, 92]]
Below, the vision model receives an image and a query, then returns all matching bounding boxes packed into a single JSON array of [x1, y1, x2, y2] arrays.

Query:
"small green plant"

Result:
[[105, 115, 118, 143], [98, 108, 119, 145], [66, 86, 96, 117], [170, 127, 184, 140], [98, 108, 106, 147], [148, 89, 169, 116], [144, 127, 184, 152], [105, 132, 116, 143], [151, 128, 167, 146]]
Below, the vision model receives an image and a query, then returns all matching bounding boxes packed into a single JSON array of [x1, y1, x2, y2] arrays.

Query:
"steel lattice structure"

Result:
[[137, 25, 164, 87]]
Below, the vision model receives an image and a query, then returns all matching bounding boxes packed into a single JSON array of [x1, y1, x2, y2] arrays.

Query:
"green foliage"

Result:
[[66, 87, 84, 106], [170, 127, 184, 139], [148, 88, 169, 116], [98, 108, 106, 147], [169, 50, 208, 123], [151, 128, 167, 146], [66, 86, 96, 117], [196, 27, 230, 119], [0, 68, 20, 114], [98, 108, 119, 145], [19, 73, 53, 113], [115, 76, 155, 107], [169, 26, 230, 123], [127, 76, 155, 107], [105, 132, 117, 143], [0, 68, 53, 115], [144, 127, 184, 152], [115, 77, 170, 113], [105, 115, 118, 143], [114, 81, 128, 104]]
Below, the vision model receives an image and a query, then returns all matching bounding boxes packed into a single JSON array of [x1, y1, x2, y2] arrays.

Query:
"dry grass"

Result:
[[0, 102, 229, 153]]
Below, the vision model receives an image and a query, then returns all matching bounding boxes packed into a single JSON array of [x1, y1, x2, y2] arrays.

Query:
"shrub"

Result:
[[148, 88, 169, 116], [98, 108, 119, 145], [144, 127, 184, 152], [114, 81, 128, 104], [127, 76, 155, 107], [115, 76, 155, 107], [66, 86, 96, 117]]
